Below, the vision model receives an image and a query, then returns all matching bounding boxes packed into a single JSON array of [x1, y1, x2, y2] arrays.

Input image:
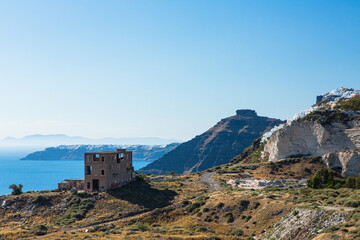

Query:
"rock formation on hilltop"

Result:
[[263, 113, 360, 162], [262, 88, 360, 177], [140, 110, 284, 174]]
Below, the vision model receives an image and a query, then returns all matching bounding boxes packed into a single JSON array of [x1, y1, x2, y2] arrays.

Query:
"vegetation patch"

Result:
[[58, 196, 94, 225]]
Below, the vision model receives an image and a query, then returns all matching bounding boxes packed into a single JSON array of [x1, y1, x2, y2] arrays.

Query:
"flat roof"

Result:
[[85, 150, 132, 154]]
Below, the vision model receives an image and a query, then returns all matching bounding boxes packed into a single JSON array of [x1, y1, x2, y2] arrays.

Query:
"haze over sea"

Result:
[[0, 148, 150, 196]]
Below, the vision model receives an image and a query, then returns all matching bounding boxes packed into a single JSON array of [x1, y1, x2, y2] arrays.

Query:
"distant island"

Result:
[[21, 143, 180, 162], [0, 134, 181, 147]]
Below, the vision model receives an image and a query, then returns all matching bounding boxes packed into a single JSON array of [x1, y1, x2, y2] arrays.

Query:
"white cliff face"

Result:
[[263, 120, 360, 162], [323, 150, 360, 177]]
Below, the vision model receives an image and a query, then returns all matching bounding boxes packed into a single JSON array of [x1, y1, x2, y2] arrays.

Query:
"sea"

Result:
[[0, 148, 150, 196]]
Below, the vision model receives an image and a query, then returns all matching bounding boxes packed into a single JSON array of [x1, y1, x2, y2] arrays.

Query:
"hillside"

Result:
[[1, 163, 359, 240], [21, 143, 180, 162], [140, 110, 284, 174]]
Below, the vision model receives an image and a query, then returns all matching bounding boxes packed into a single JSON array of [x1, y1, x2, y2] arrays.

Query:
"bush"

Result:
[[134, 221, 149, 232], [245, 215, 252, 222], [77, 192, 91, 198], [186, 201, 205, 214], [216, 202, 224, 209], [307, 168, 335, 189], [204, 215, 213, 222], [252, 201, 260, 209], [203, 207, 210, 212], [32, 195, 49, 205], [230, 228, 244, 236], [59, 197, 94, 225], [225, 212, 234, 223], [9, 184, 23, 195], [344, 200, 360, 208], [182, 200, 190, 206], [335, 96, 360, 111], [136, 174, 146, 182], [30, 224, 47, 236], [195, 226, 208, 232], [238, 199, 250, 209]]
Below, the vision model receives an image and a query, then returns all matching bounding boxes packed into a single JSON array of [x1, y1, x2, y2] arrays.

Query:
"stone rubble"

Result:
[[260, 208, 348, 240], [227, 178, 306, 189]]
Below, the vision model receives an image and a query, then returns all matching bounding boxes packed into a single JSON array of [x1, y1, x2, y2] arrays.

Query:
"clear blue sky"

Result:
[[0, 1, 359, 140]]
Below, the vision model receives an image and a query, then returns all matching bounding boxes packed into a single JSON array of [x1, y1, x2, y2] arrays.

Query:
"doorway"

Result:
[[92, 179, 99, 191]]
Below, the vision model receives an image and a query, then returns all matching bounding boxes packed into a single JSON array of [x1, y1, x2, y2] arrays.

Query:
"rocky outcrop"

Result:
[[140, 110, 284, 174], [262, 208, 348, 240], [263, 117, 360, 162], [322, 149, 360, 177]]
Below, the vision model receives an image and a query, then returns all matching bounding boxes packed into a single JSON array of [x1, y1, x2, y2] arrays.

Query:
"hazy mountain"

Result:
[[0, 134, 181, 147], [21, 143, 180, 162], [140, 110, 285, 174]]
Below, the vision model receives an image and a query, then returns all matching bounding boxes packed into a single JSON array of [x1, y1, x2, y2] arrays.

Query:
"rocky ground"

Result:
[[2, 161, 360, 240]]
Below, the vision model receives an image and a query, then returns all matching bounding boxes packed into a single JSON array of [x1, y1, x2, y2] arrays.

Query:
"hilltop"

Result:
[[140, 110, 284, 174]]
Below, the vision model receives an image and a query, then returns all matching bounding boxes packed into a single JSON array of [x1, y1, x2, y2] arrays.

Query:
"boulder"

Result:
[[322, 149, 360, 177]]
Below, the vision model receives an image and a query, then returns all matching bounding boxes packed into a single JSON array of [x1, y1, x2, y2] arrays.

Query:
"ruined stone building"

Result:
[[58, 179, 84, 191], [84, 149, 135, 192]]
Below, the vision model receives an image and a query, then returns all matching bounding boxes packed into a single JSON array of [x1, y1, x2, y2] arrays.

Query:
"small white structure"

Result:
[[227, 178, 305, 189]]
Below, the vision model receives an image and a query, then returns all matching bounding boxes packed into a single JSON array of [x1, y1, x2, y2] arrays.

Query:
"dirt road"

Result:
[[200, 172, 222, 192]]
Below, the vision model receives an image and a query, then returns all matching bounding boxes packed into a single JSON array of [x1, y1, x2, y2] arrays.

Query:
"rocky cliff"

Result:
[[262, 89, 360, 177], [263, 113, 360, 162], [140, 109, 284, 174]]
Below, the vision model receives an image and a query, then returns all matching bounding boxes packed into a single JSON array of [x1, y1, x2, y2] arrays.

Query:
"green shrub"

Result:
[[307, 168, 335, 189], [182, 200, 190, 206], [225, 212, 234, 223], [204, 215, 213, 222], [252, 201, 260, 209], [195, 226, 208, 232], [59, 197, 94, 225], [335, 96, 360, 111], [186, 201, 205, 214], [9, 184, 23, 195], [136, 174, 146, 182], [238, 199, 250, 209], [216, 202, 224, 209], [77, 192, 91, 198], [134, 222, 149, 232], [203, 207, 210, 212], [230, 228, 244, 236], [344, 200, 360, 208], [30, 224, 47, 236], [32, 195, 49, 205]]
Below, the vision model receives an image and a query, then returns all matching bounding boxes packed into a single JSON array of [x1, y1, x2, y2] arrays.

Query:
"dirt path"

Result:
[[318, 205, 356, 211], [200, 172, 222, 192], [24, 208, 164, 239]]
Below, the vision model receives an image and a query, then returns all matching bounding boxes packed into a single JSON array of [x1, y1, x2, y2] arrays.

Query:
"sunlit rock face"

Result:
[[263, 120, 360, 162], [323, 149, 360, 177]]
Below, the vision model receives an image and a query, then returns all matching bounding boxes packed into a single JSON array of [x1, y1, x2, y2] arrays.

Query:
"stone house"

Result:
[[58, 179, 84, 190], [84, 149, 135, 192]]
